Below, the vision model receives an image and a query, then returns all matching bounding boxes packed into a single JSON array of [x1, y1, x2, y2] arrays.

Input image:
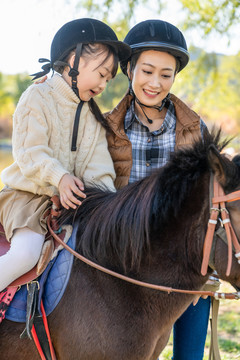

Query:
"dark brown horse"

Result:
[[1, 130, 240, 360]]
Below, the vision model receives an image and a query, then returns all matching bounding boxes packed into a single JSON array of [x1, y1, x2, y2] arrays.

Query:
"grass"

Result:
[[159, 282, 240, 360]]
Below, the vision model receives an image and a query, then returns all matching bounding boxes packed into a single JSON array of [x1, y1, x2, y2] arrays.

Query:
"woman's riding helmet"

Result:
[[120, 19, 189, 75]]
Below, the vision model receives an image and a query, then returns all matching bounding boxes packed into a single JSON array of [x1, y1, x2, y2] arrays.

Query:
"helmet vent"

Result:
[[149, 23, 155, 37], [164, 22, 171, 40]]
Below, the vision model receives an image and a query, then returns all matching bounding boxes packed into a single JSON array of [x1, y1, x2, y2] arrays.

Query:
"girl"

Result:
[[105, 19, 216, 360], [0, 18, 131, 292]]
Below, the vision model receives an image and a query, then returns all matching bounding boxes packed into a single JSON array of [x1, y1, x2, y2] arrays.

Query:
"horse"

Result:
[[1, 129, 240, 360]]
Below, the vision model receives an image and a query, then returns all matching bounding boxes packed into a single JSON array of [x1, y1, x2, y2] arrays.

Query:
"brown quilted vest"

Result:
[[105, 92, 202, 189]]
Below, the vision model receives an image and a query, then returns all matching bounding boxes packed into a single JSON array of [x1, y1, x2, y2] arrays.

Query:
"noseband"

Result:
[[201, 176, 240, 277]]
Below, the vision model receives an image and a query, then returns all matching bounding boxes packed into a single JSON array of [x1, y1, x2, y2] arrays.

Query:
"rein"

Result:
[[46, 199, 240, 300]]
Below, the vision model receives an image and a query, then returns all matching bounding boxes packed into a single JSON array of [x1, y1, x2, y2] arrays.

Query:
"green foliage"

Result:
[[14, 74, 32, 105], [0, 73, 15, 116], [0, 72, 32, 138], [76, 0, 240, 40], [172, 48, 240, 137], [80, 0, 149, 25], [179, 0, 240, 35], [0, 72, 32, 107], [96, 71, 128, 111]]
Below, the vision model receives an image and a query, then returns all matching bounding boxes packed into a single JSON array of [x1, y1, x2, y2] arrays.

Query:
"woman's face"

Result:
[[130, 50, 176, 107]]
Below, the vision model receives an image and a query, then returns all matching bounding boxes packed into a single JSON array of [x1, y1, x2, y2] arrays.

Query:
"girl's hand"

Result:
[[58, 174, 86, 209]]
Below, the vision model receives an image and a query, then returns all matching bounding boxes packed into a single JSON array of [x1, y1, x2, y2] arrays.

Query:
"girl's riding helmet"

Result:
[[32, 18, 131, 80], [51, 18, 131, 65], [121, 19, 189, 74]]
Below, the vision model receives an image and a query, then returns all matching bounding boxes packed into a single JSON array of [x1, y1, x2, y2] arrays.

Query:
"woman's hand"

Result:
[[34, 75, 47, 84], [58, 174, 86, 209]]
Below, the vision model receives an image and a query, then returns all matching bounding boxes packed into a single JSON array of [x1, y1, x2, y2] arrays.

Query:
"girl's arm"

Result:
[[12, 89, 68, 189], [81, 126, 116, 192]]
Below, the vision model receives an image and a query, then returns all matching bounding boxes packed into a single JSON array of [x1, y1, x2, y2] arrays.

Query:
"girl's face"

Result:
[[66, 50, 114, 101], [130, 50, 176, 107]]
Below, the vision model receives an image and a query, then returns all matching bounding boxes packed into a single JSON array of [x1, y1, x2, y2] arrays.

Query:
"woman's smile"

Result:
[[143, 88, 160, 98]]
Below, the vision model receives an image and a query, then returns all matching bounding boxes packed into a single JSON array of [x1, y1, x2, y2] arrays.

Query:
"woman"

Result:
[[105, 19, 212, 360]]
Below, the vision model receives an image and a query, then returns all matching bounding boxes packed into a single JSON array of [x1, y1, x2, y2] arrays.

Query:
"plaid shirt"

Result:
[[125, 100, 205, 183]]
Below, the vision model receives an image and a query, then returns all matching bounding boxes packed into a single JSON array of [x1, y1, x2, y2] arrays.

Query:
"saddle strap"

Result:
[[20, 281, 39, 340], [20, 281, 56, 360], [31, 301, 56, 360], [208, 298, 221, 360]]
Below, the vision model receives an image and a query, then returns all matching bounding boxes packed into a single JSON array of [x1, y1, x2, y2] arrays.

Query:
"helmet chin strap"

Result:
[[67, 43, 85, 151], [129, 81, 170, 124], [68, 43, 83, 98], [54, 43, 85, 151]]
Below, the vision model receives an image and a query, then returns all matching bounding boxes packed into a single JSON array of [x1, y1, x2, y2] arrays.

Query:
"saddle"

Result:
[[0, 196, 72, 320], [0, 196, 74, 360]]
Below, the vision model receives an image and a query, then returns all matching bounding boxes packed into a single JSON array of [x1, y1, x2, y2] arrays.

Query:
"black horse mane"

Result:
[[62, 129, 232, 273]]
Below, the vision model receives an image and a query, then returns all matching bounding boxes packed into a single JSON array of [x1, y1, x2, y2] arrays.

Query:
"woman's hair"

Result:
[[128, 49, 180, 76]]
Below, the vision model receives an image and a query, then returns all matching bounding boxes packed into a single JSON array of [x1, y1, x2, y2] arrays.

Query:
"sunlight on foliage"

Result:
[[179, 0, 240, 36]]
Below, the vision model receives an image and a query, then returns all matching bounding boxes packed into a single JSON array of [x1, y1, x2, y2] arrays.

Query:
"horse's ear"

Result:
[[207, 144, 227, 186]]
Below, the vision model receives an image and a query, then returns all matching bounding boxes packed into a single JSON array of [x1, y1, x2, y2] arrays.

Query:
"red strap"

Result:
[[31, 301, 56, 360], [40, 301, 57, 360], [0, 286, 18, 323]]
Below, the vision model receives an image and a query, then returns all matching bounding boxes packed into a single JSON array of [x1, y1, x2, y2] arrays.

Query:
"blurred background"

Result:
[[1, 0, 240, 143], [0, 1, 240, 358], [1, 0, 240, 184]]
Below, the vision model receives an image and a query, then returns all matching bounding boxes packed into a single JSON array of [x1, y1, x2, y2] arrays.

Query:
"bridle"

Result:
[[47, 177, 240, 301], [201, 176, 240, 277]]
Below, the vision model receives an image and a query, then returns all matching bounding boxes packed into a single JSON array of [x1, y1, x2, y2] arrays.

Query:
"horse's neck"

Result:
[[144, 174, 210, 290]]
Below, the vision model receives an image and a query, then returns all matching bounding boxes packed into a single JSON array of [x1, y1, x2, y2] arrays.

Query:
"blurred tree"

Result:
[[179, 0, 240, 36], [13, 74, 32, 105], [78, 0, 239, 38], [80, 0, 164, 28], [0, 73, 32, 138], [172, 48, 240, 134], [96, 72, 128, 111], [0, 73, 14, 117]]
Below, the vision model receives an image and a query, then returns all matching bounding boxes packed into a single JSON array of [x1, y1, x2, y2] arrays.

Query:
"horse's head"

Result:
[[207, 144, 240, 289]]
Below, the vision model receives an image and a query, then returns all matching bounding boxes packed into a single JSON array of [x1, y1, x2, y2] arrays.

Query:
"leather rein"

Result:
[[47, 177, 240, 301]]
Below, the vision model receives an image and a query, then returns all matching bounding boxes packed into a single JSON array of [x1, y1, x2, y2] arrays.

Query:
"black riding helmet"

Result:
[[120, 19, 189, 75], [120, 20, 189, 124], [32, 18, 131, 88]]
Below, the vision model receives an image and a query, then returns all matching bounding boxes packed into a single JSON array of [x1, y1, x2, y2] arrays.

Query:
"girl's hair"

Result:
[[53, 43, 118, 77], [54, 43, 118, 130], [129, 49, 180, 76]]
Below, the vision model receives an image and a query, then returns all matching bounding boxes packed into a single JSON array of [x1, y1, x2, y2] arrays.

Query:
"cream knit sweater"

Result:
[[1, 74, 116, 196]]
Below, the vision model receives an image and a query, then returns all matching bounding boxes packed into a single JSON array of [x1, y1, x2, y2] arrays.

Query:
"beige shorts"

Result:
[[0, 187, 52, 242]]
